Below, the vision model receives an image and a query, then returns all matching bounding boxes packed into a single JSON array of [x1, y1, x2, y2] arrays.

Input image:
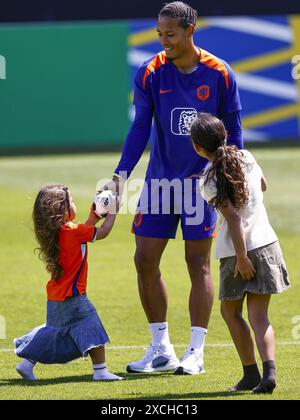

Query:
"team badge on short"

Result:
[[197, 85, 210, 101], [133, 211, 143, 227]]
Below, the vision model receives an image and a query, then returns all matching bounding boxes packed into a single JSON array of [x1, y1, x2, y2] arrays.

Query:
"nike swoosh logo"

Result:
[[152, 356, 170, 368], [204, 224, 216, 231], [160, 89, 173, 94]]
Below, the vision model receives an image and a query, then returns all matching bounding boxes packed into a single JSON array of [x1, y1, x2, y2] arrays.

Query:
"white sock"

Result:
[[149, 322, 171, 347], [16, 359, 37, 381], [189, 326, 208, 354], [93, 363, 122, 381]]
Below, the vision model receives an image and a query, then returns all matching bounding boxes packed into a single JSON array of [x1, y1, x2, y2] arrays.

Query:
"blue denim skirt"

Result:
[[14, 294, 109, 364]]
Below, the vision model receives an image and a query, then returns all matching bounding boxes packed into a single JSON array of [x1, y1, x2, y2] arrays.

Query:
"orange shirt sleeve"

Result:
[[74, 224, 97, 244]]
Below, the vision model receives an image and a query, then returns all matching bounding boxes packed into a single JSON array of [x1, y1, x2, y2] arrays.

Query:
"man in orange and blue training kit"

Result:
[[112, 2, 243, 375]]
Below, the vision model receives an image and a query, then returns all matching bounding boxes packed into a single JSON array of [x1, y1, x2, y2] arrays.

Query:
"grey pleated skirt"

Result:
[[219, 241, 291, 301]]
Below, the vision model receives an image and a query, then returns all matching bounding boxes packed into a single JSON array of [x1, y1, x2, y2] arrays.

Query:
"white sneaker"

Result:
[[127, 344, 179, 373], [174, 348, 205, 375]]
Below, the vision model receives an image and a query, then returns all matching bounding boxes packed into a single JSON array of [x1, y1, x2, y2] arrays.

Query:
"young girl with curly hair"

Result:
[[14, 185, 122, 381], [191, 113, 290, 394]]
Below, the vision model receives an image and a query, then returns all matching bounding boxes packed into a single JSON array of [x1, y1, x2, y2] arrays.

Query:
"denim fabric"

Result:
[[14, 295, 109, 364]]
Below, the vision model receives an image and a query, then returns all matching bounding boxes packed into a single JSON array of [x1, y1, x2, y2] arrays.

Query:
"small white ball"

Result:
[[94, 190, 116, 217]]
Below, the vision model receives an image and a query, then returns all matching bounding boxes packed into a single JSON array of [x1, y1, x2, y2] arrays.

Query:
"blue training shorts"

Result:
[[131, 178, 217, 240]]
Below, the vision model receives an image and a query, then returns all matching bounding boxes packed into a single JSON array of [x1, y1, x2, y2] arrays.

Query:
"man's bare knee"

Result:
[[134, 250, 159, 274], [185, 253, 211, 275]]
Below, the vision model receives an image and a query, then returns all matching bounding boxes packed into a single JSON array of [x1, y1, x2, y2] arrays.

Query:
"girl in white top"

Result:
[[191, 113, 290, 395]]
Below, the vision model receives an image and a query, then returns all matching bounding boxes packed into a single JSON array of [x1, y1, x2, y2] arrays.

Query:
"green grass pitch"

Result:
[[0, 148, 299, 400]]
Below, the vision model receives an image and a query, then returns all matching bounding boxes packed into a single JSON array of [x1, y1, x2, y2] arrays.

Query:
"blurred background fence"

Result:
[[0, 1, 299, 153]]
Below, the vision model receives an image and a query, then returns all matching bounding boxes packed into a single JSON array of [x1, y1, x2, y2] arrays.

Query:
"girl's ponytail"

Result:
[[191, 113, 249, 210], [207, 144, 249, 210]]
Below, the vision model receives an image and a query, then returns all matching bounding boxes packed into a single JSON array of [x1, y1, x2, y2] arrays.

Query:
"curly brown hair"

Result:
[[191, 113, 249, 210], [33, 185, 71, 280]]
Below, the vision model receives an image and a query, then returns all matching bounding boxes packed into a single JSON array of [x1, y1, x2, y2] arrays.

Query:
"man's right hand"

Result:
[[98, 174, 125, 197]]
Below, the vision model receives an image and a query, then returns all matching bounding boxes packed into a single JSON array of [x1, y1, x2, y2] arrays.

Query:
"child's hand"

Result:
[[90, 204, 105, 223], [235, 255, 256, 281], [85, 204, 107, 227]]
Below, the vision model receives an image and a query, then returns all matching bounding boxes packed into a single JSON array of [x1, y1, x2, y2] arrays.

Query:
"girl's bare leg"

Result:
[[221, 297, 261, 391], [247, 293, 276, 394], [89, 346, 105, 364], [88, 346, 122, 381]]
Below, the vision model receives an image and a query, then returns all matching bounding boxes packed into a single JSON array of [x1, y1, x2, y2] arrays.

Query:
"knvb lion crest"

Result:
[[171, 108, 197, 135], [197, 85, 210, 101]]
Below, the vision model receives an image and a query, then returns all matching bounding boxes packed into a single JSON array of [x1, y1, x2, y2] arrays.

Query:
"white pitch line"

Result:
[[1, 341, 300, 353], [106, 344, 234, 350]]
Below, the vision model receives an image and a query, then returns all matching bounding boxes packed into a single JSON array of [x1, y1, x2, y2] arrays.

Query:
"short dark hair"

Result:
[[159, 2, 197, 29]]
